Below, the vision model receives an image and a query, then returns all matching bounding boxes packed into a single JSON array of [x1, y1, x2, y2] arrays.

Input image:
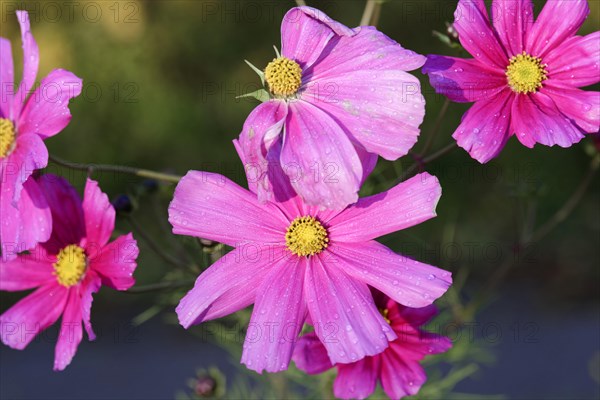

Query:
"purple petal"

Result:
[[0, 284, 68, 350], [330, 241, 452, 308], [241, 256, 307, 373], [334, 357, 379, 400], [0, 246, 54, 291], [304, 256, 396, 365], [54, 288, 83, 371], [18, 69, 82, 139], [89, 233, 138, 291], [423, 56, 507, 103], [169, 171, 288, 246], [82, 178, 115, 248], [0, 38, 14, 119], [328, 173, 441, 242], [292, 332, 333, 374], [544, 32, 600, 88], [526, 0, 590, 58], [453, 0, 508, 68], [491, 0, 534, 56], [380, 348, 427, 399], [13, 11, 39, 117], [453, 89, 514, 163], [280, 101, 362, 210]]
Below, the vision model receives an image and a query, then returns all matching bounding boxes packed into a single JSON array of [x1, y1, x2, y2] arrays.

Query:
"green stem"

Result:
[[126, 280, 194, 294], [360, 0, 377, 26], [294, 0, 306, 6], [420, 98, 450, 156], [49, 155, 182, 184], [395, 142, 458, 184]]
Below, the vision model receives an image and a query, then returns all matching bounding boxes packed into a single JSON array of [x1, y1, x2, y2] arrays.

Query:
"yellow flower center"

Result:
[[264, 57, 302, 97], [379, 308, 391, 324], [506, 52, 548, 94], [53, 245, 88, 287], [0, 118, 16, 158], [285, 216, 329, 257]]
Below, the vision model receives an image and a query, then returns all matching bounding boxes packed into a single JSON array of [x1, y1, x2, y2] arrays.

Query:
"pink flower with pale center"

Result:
[[169, 156, 452, 374], [293, 292, 452, 400], [0, 11, 82, 258], [0, 175, 139, 371], [238, 6, 426, 210], [423, 0, 600, 163]]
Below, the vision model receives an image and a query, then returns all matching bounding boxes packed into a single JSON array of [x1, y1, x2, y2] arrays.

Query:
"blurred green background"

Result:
[[1, 1, 599, 398]]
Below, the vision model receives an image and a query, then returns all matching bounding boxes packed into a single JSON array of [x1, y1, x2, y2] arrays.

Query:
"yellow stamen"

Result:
[[506, 52, 548, 94], [379, 308, 391, 324], [285, 216, 329, 257], [0, 118, 16, 158], [264, 57, 302, 97], [53, 245, 87, 287]]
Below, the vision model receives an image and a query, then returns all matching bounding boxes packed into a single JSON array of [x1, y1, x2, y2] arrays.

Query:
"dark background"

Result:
[[1, 1, 599, 398]]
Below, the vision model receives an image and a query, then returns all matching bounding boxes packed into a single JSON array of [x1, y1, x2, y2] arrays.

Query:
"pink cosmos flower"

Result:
[[238, 6, 426, 210], [0, 11, 82, 258], [0, 175, 139, 371], [293, 293, 452, 400], [169, 153, 452, 374], [423, 0, 600, 163]]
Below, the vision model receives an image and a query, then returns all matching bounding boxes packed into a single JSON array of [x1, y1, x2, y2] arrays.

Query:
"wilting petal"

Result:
[[304, 256, 396, 364], [423, 56, 507, 103], [543, 85, 599, 133], [54, 288, 83, 371], [0, 246, 54, 291], [169, 171, 287, 246], [453, 0, 507, 69], [241, 256, 306, 373], [526, 0, 590, 58], [82, 179, 115, 248], [81, 274, 101, 340], [491, 0, 534, 56], [89, 233, 138, 291], [453, 90, 514, 163], [330, 241, 452, 308], [281, 101, 362, 210], [380, 348, 427, 399], [177, 244, 287, 328], [512, 91, 586, 148], [14, 11, 39, 117], [18, 69, 82, 139], [292, 332, 333, 374], [0, 38, 14, 118], [281, 6, 355, 69], [328, 173, 441, 242], [544, 32, 600, 88], [0, 284, 68, 350], [334, 357, 379, 400]]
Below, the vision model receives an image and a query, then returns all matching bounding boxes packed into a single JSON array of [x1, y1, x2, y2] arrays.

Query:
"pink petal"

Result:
[[334, 357, 379, 400], [2, 132, 48, 204], [0, 38, 14, 118], [543, 84, 599, 133], [176, 245, 287, 328], [0, 284, 68, 350], [526, 0, 590, 58], [292, 332, 333, 374], [380, 349, 427, 399], [13, 11, 39, 117], [54, 288, 83, 371], [304, 256, 396, 365], [82, 178, 115, 248], [511, 92, 586, 148], [0, 245, 54, 291], [169, 171, 287, 246], [81, 273, 101, 340], [453, 89, 514, 163], [330, 241, 452, 308], [16, 177, 51, 251], [491, 0, 534, 56], [0, 182, 20, 259], [303, 69, 424, 161], [37, 174, 85, 253], [241, 256, 307, 373], [544, 32, 600, 88], [281, 6, 355, 69], [89, 233, 138, 291], [18, 69, 82, 139], [453, 0, 508, 69], [423, 56, 507, 103], [281, 101, 362, 210], [328, 173, 441, 242]]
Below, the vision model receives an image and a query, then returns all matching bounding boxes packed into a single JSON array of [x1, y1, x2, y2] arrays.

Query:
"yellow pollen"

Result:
[[0, 118, 16, 158], [379, 308, 391, 324], [285, 216, 329, 257], [264, 57, 302, 97], [506, 52, 548, 94], [53, 245, 88, 287]]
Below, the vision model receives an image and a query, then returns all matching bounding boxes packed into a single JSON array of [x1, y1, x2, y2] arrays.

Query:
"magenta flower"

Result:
[[169, 159, 451, 373], [0, 11, 82, 258], [423, 0, 599, 163], [238, 6, 426, 209], [293, 293, 452, 399], [0, 175, 139, 371]]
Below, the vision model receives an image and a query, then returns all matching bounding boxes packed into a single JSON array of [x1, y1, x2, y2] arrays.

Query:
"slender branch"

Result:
[[126, 280, 194, 294], [126, 216, 186, 270], [395, 142, 458, 184], [360, 0, 377, 26], [370, 1, 382, 27], [49, 155, 182, 184], [421, 98, 450, 156], [294, 0, 306, 6]]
